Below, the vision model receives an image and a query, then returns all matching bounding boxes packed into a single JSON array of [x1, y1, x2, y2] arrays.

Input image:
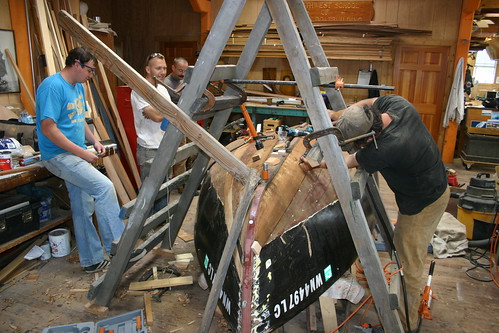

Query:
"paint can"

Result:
[[48, 228, 71, 257], [0, 151, 12, 171], [40, 241, 52, 260]]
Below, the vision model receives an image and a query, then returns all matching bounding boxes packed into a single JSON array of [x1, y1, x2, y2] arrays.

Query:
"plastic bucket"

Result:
[[48, 228, 71, 257]]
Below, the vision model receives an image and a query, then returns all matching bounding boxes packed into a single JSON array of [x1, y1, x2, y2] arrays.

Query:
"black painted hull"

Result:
[[195, 172, 377, 332]]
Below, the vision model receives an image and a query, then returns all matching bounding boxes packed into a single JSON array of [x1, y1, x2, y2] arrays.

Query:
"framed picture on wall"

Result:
[[0, 29, 20, 94]]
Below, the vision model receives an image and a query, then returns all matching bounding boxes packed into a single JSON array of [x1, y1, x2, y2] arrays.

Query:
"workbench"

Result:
[[232, 103, 308, 125], [0, 164, 72, 254]]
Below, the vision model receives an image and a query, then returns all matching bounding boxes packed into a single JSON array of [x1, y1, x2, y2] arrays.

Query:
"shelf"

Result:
[[0, 211, 72, 254]]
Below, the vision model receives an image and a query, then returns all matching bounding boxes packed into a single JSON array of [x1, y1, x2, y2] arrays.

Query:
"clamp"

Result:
[[302, 128, 377, 158]]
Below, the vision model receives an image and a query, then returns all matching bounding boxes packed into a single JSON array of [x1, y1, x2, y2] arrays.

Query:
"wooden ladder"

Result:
[[57, 1, 404, 332]]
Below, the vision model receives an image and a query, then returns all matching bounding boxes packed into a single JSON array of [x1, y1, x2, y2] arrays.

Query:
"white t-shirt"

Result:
[[131, 84, 171, 149]]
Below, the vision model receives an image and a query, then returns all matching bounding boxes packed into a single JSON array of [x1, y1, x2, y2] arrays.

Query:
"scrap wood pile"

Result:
[[25, 0, 138, 205], [222, 22, 431, 62]]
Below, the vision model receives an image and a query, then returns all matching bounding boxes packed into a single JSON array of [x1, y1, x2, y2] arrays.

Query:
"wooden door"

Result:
[[393, 46, 449, 141], [158, 41, 198, 73]]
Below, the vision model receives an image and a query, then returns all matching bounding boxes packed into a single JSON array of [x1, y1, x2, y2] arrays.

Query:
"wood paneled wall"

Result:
[[84, 0, 201, 72], [212, 0, 462, 105]]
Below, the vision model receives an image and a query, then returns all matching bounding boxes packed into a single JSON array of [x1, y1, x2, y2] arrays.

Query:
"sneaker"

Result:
[[84, 259, 110, 273]]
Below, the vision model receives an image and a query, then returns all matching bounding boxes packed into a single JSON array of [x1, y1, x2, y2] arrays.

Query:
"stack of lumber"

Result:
[[24, 0, 139, 204], [222, 22, 431, 62]]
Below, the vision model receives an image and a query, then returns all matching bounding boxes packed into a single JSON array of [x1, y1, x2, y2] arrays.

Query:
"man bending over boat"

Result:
[[301, 95, 449, 333]]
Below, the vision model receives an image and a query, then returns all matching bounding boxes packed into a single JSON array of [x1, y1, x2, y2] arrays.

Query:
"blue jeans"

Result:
[[43, 152, 124, 267], [136, 145, 168, 212]]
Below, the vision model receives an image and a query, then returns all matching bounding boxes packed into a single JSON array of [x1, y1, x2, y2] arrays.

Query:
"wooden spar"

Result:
[[57, 10, 251, 184]]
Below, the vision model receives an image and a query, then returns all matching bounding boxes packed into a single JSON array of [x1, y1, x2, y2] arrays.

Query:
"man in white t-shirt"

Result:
[[131, 52, 171, 182]]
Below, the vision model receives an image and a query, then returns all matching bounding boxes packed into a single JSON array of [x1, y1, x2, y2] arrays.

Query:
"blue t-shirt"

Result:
[[36, 73, 87, 160]]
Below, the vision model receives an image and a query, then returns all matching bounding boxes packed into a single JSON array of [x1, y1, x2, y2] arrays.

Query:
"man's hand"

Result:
[[79, 149, 99, 164], [93, 141, 106, 157]]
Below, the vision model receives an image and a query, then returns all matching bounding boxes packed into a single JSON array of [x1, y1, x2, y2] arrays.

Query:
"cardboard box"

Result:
[[466, 107, 499, 136]]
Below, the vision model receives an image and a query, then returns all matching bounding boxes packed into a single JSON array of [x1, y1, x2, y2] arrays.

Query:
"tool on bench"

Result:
[[418, 260, 436, 320]]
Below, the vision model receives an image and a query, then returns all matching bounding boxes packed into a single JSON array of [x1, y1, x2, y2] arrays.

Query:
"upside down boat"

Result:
[[195, 133, 379, 332]]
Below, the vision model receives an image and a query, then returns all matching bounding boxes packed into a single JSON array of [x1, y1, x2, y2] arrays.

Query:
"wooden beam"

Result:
[[0, 235, 47, 283], [57, 10, 251, 184], [34, 0, 57, 76], [144, 292, 153, 325], [4, 49, 36, 110], [441, 0, 481, 162], [129, 276, 193, 291]]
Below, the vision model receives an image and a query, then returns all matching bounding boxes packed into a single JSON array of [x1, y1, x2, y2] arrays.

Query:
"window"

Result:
[[473, 49, 496, 84]]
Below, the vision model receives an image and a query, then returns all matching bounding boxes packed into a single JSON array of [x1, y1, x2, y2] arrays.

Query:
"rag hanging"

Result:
[[443, 57, 465, 127]]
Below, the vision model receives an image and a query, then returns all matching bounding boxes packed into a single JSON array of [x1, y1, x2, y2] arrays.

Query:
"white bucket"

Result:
[[48, 228, 71, 257]]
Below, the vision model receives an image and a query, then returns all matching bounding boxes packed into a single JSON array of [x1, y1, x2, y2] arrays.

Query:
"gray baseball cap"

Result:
[[334, 105, 374, 150]]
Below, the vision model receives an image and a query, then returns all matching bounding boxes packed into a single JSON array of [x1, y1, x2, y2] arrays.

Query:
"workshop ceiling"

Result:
[[471, 0, 499, 51]]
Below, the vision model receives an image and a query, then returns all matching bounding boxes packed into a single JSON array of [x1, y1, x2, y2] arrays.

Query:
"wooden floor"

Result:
[[0, 158, 498, 333]]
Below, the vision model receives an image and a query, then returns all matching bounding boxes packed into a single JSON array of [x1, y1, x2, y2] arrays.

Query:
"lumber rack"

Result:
[[57, 0, 404, 332]]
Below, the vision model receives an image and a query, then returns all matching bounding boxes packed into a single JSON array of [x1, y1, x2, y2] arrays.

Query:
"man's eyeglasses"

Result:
[[76, 61, 95, 74], [147, 53, 165, 63]]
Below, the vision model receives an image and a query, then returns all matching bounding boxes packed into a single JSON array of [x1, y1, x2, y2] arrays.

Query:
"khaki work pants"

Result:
[[394, 186, 450, 331]]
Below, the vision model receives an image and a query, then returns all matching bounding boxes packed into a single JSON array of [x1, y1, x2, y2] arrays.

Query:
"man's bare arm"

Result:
[[142, 106, 164, 122], [41, 118, 97, 163]]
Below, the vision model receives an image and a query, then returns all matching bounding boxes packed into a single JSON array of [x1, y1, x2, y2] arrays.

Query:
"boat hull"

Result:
[[194, 137, 378, 332]]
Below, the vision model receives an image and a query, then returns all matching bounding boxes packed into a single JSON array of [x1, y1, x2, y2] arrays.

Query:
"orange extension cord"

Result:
[[330, 262, 402, 333]]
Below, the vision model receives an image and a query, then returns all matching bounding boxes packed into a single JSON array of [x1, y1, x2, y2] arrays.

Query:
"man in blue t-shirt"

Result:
[[302, 95, 449, 332], [36, 47, 124, 273]]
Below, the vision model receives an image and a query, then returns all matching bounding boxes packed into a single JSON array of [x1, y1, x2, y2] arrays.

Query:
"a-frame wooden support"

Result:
[[58, 0, 403, 332]]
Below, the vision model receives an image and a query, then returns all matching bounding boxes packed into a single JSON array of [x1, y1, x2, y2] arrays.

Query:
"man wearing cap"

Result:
[[303, 95, 449, 332]]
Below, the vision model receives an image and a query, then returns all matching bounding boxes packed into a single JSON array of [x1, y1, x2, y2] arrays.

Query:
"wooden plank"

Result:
[[34, 0, 57, 76], [0, 235, 47, 283], [144, 292, 154, 325], [177, 229, 194, 242], [96, 56, 142, 188], [4, 49, 36, 110], [91, 120, 131, 204], [57, 10, 250, 183], [129, 276, 193, 291], [319, 296, 338, 332], [43, 0, 64, 71]]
